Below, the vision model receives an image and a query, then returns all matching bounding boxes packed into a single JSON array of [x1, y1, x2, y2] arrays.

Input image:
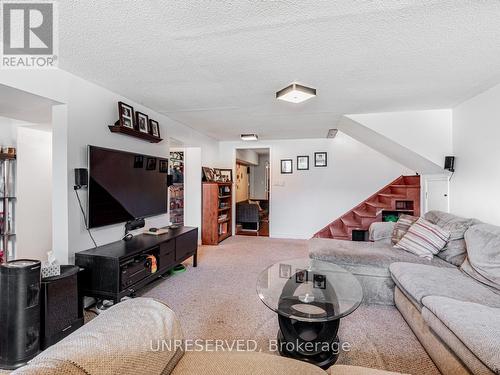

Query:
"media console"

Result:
[[75, 226, 198, 303]]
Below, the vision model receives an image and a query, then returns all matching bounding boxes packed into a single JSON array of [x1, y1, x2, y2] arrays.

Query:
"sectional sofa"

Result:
[[309, 211, 500, 375], [12, 298, 403, 375]]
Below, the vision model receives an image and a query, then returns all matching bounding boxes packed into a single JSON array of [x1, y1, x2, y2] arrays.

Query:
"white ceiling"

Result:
[[58, 1, 500, 140]]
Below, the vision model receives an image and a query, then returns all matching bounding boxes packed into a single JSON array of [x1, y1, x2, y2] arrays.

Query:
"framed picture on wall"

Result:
[[314, 152, 327, 167], [281, 159, 293, 174], [297, 155, 309, 170], [136, 112, 149, 133], [118, 102, 134, 129]]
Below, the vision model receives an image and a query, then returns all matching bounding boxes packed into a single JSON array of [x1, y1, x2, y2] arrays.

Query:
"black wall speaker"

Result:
[[0, 260, 41, 370], [444, 156, 455, 172], [167, 174, 173, 187], [40, 266, 83, 350], [74, 168, 88, 188]]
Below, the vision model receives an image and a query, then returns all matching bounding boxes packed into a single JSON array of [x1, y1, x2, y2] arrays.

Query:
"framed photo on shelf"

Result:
[[202, 167, 215, 182], [314, 152, 327, 167], [281, 159, 293, 174], [297, 155, 309, 170], [213, 168, 222, 182], [219, 169, 233, 182], [149, 119, 160, 137], [135, 112, 149, 133], [118, 102, 134, 129]]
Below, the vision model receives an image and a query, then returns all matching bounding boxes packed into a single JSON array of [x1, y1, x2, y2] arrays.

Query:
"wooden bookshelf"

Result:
[[202, 182, 233, 245]]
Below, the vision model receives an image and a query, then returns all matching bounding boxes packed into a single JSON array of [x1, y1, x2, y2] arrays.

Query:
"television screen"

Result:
[[88, 146, 169, 228]]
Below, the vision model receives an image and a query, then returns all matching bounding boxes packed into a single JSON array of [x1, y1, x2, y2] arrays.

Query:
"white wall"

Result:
[[236, 149, 258, 165], [219, 135, 412, 239], [349, 109, 452, 167], [183, 147, 202, 241], [0, 69, 219, 263], [451, 83, 500, 224], [0, 117, 17, 146], [16, 127, 52, 260]]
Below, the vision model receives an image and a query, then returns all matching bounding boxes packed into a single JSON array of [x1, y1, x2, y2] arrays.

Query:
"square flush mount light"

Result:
[[241, 133, 258, 141], [276, 83, 316, 104]]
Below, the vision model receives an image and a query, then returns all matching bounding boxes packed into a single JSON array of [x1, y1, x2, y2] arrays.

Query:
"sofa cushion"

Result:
[[422, 296, 500, 374], [368, 222, 395, 243], [310, 239, 453, 305], [394, 218, 450, 259], [171, 351, 326, 375], [12, 358, 86, 374], [389, 262, 500, 310], [461, 223, 500, 293], [24, 298, 184, 375], [391, 214, 418, 245], [424, 210, 476, 266]]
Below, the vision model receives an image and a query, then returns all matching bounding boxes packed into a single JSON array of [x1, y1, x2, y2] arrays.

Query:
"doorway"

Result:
[[235, 148, 270, 237], [423, 175, 450, 214]]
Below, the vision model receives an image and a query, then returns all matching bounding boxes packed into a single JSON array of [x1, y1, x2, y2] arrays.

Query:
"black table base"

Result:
[[277, 314, 340, 369]]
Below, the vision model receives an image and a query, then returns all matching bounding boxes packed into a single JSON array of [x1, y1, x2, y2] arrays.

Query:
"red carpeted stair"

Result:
[[314, 175, 420, 240]]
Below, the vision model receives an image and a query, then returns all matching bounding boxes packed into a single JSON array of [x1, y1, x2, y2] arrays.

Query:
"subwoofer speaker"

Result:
[[40, 265, 83, 349], [0, 260, 41, 370]]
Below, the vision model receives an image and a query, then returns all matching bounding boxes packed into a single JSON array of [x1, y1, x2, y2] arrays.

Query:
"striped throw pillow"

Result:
[[395, 218, 451, 259], [391, 214, 419, 245]]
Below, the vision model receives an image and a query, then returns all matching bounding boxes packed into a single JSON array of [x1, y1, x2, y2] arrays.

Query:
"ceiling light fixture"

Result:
[[276, 83, 316, 104], [241, 134, 258, 141]]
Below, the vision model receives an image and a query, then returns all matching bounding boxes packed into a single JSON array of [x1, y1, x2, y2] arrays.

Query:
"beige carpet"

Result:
[[141, 236, 440, 375]]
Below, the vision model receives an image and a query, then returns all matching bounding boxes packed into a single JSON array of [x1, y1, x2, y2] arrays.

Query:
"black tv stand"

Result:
[[76, 226, 198, 303]]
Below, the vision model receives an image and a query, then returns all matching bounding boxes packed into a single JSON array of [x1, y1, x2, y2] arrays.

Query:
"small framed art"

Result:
[[136, 112, 149, 133], [149, 119, 160, 137], [297, 155, 309, 170], [281, 159, 293, 174], [314, 152, 327, 167], [118, 102, 134, 129]]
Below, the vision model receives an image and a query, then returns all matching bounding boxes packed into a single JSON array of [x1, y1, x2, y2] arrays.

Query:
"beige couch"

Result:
[[11, 298, 402, 375], [310, 211, 500, 375]]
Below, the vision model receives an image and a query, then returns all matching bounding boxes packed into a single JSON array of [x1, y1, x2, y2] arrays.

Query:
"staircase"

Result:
[[314, 175, 421, 240]]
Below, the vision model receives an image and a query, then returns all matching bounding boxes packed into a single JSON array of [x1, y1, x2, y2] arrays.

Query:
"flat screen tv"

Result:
[[88, 145, 169, 228]]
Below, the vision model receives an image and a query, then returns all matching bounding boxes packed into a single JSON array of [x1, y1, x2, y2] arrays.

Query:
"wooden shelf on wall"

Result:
[[108, 125, 162, 143]]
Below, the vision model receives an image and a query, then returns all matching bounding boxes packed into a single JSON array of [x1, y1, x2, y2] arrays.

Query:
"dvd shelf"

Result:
[[0, 154, 16, 263], [202, 182, 233, 245], [169, 151, 184, 225]]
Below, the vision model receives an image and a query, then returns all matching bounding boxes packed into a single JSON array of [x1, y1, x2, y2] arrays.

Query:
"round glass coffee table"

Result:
[[257, 258, 363, 369]]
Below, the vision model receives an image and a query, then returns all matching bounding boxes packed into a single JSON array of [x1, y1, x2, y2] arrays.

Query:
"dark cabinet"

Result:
[[76, 227, 198, 302]]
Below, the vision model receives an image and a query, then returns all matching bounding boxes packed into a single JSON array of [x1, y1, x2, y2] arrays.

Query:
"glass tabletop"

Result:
[[257, 258, 363, 322]]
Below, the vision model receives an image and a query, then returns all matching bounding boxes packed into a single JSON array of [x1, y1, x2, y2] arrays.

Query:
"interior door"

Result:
[[425, 177, 449, 213]]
